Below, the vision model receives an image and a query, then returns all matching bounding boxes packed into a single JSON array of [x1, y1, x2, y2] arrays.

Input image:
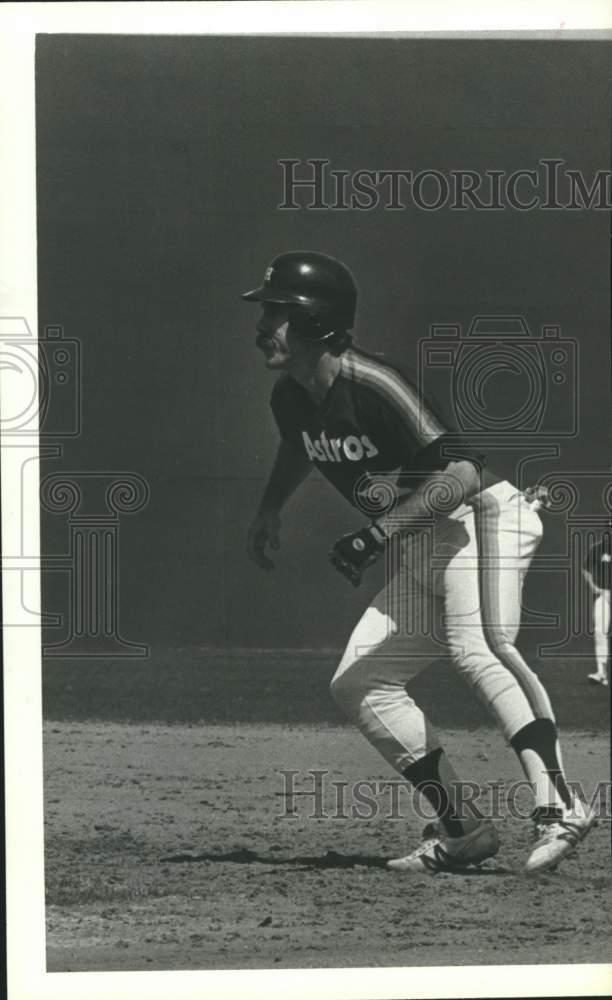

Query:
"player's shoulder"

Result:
[[342, 346, 419, 389], [342, 346, 451, 432], [341, 347, 425, 409]]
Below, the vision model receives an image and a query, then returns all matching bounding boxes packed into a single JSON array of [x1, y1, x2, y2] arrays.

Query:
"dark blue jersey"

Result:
[[270, 347, 497, 511]]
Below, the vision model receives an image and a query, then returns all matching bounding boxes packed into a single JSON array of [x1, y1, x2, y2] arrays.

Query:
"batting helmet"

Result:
[[241, 251, 357, 340]]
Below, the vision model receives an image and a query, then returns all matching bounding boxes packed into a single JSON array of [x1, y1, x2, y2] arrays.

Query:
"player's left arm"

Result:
[[378, 457, 481, 534], [330, 459, 480, 587], [330, 369, 482, 586]]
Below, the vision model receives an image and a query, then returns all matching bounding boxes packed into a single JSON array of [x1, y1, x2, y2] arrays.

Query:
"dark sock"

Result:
[[403, 748, 467, 838], [532, 805, 563, 823], [510, 718, 572, 809]]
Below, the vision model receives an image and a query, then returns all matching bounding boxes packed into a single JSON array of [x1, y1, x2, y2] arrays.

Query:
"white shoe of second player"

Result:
[[588, 672, 609, 687], [386, 821, 500, 873], [524, 802, 597, 875]]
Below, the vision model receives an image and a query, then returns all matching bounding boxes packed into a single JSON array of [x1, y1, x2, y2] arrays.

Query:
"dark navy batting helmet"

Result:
[[241, 251, 357, 340]]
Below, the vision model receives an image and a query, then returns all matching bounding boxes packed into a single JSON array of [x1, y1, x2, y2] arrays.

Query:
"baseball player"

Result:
[[583, 535, 611, 687], [242, 250, 595, 874]]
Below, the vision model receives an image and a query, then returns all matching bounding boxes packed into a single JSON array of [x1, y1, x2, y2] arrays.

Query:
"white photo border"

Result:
[[1, 3, 611, 999]]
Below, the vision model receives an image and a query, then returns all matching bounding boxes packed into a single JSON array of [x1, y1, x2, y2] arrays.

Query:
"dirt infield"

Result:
[[45, 720, 611, 972]]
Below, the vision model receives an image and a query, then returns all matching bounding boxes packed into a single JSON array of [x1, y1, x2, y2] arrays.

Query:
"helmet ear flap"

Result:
[[288, 304, 333, 341]]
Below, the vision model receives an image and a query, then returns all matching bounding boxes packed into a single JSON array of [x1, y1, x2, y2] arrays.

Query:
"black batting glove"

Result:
[[329, 523, 387, 587]]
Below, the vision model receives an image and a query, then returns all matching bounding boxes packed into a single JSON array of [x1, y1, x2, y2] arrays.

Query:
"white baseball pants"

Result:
[[592, 590, 610, 677], [330, 481, 554, 772]]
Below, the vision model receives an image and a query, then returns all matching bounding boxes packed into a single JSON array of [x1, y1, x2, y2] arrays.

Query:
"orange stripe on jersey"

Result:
[[343, 349, 446, 444]]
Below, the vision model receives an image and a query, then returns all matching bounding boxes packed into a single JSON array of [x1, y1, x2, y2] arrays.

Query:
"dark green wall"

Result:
[[37, 36, 611, 654]]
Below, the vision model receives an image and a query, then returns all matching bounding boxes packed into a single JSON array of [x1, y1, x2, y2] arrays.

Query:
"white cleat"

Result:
[[387, 821, 499, 873], [588, 673, 608, 687], [525, 803, 597, 875]]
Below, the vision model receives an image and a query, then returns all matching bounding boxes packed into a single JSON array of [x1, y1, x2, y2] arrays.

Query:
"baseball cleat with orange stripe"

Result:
[[387, 821, 500, 873]]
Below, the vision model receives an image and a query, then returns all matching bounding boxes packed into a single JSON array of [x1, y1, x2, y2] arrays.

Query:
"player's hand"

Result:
[[246, 509, 281, 571], [329, 524, 387, 587]]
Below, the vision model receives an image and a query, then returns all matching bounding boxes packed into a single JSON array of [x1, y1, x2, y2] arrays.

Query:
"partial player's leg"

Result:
[[588, 589, 610, 687], [434, 485, 596, 873], [584, 536, 611, 686], [330, 560, 499, 872]]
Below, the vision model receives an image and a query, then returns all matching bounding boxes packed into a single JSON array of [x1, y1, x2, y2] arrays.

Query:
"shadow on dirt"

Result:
[[159, 847, 514, 875]]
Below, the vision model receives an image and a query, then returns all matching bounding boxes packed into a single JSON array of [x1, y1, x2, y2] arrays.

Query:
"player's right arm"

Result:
[[246, 440, 312, 570]]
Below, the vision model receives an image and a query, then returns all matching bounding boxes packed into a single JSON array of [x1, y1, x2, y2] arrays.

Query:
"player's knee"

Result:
[[329, 668, 352, 706], [448, 638, 482, 669], [329, 665, 370, 717]]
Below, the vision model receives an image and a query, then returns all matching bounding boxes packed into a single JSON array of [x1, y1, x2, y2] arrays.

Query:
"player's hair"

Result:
[[325, 329, 355, 355], [286, 303, 355, 354]]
